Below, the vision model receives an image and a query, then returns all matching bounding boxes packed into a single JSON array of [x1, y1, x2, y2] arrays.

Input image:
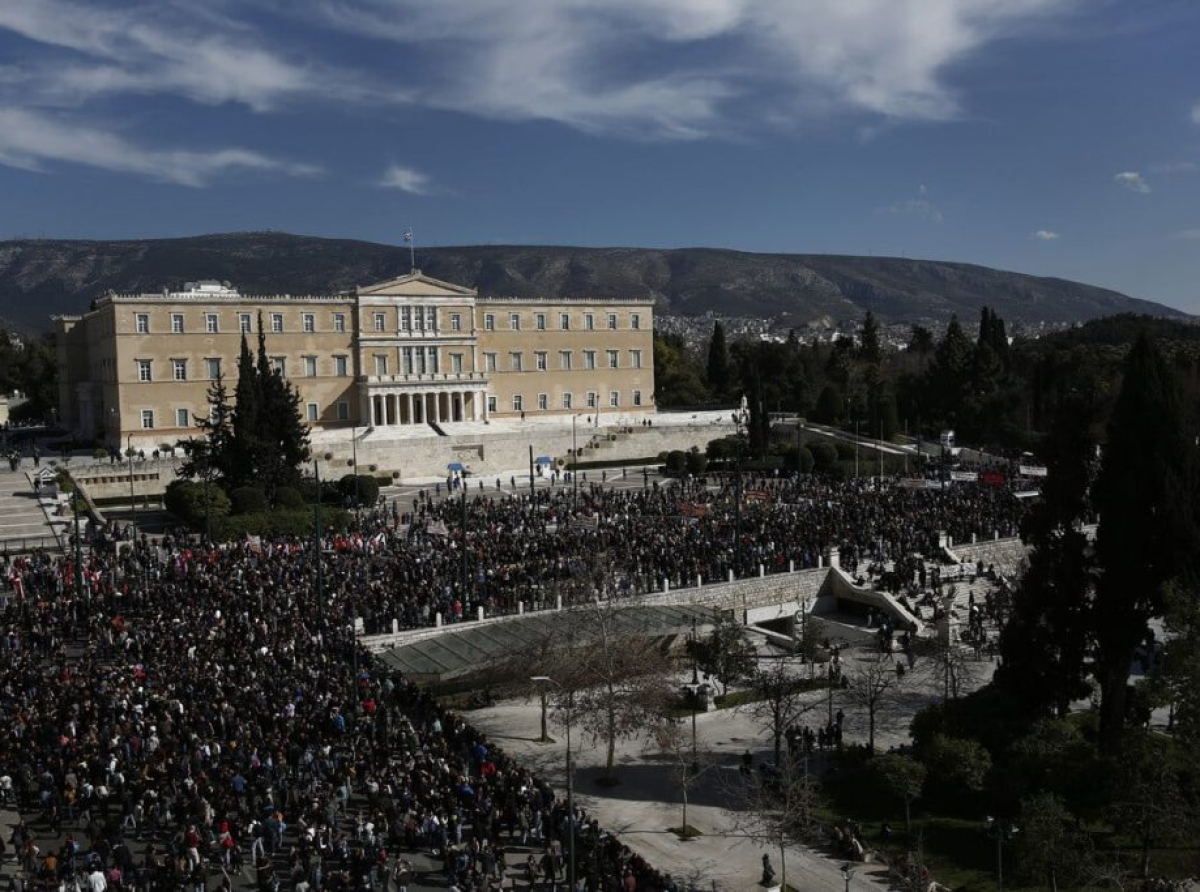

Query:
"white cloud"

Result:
[[1113, 171, 1150, 193], [877, 184, 943, 223], [1033, 229, 1059, 240], [306, 0, 1074, 137], [378, 164, 432, 194], [0, 0, 368, 112], [0, 107, 319, 186], [1174, 229, 1200, 240]]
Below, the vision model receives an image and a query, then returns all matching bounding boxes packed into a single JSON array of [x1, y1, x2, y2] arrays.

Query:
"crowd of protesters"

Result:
[[343, 473, 1025, 634], [1, 533, 678, 892]]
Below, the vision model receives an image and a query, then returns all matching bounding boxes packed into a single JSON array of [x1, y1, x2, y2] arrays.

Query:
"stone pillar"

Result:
[[391, 619, 398, 634], [435, 612, 443, 627], [556, 593, 563, 610], [789, 560, 795, 573], [759, 564, 765, 578], [518, 602, 524, 615], [431, 393, 441, 424], [697, 575, 703, 588], [662, 579, 670, 593], [825, 547, 840, 570], [369, 395, 378, 427], [476, 605, 485, 622], [482, 391, 489, 420], [728, 569, 735, 583]]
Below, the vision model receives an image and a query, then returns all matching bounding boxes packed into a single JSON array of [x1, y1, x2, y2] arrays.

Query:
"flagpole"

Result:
[[405, 226, 415, 272]]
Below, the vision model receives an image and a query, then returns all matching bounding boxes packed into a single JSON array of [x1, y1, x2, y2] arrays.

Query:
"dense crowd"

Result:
[[346, 474, 1025, 634], [0, 537, 675, 892]]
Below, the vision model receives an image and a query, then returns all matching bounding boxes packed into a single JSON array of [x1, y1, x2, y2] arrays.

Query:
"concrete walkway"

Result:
[[0, 467, 64, 550]]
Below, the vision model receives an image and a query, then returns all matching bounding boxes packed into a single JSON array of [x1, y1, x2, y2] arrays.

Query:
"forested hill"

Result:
[[0, 231, 1187, 333]]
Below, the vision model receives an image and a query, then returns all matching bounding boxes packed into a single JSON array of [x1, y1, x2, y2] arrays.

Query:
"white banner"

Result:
[[1019, 465, 1048, 478], [950, 471, 978, 482]]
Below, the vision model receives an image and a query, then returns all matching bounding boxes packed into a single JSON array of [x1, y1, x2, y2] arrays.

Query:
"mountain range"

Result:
[[0, 231, 1186, 333]]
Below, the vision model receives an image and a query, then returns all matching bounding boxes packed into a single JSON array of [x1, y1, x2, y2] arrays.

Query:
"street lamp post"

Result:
[[841, 863, 855, 892], [985, 817, 1019, 892], [572, 414, 579, 511], [532, 676, 575, 892]]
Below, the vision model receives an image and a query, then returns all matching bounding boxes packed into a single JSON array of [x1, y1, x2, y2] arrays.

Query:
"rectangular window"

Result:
[[633, 390, 643, 406], [336, 401, 349, 420], [584, 313, 594, 331], [172, 359, 187, 381], [271, 313, 283, 333], [414, 307, 425, 332], [304, 356, 318, 377], [205, 313, 219, 334], [509, 352, 523, 372], [402, 347, 414, 375], [608, 314, 618, 330], [175, 408, 189, 428], [334, 313, 346, 333], [584, 351, 597, 370], [535, 351, 548, 371], [302, 313, 315, 333], [334, 355, 348, 377], [271, 357, 286, 376], [509, 313, 521, 331], [631, 314, 641, 330], [559, 351, 572, 370], [240, 313, 251, 333], [374, 354, 388, 376], [171, 314, 184, 334], [450, 313, 462, 332], [562, 392, 573, 409], [513, 395, 524, 412], [609, 391, 619, 407], [487, 395, 497, 414], [427, 346, 439, 374], [586, 391, 597, 409], [205, 358, 221, 379], [536, 313, 546, 331], [537, 393, 548, 411], [374, 312, 385, 332], [136, 314, 150, 334], [631, 349, 643, 369], [401, 307, 411, 332], [307, 403, 319, 422], [137, 359, 152, 382], [451, 353, 463, 374], [426, 308, 437, 331], [484, 313, 495, 331], [607, 350, 619, 369], [415, 348, 426, 375], [560, 313, 570, 330], [140, 409, 154, 429], [484, 352, 497, 372]]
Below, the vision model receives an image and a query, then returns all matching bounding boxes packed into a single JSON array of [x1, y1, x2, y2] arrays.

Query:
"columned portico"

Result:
[[363, 386, 491, 427]]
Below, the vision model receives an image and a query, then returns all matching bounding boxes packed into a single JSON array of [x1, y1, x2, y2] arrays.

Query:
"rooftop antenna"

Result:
[[404, 226, 415, 273]]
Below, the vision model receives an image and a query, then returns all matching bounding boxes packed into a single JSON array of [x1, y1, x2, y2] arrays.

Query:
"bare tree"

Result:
[[741, 657, 821, 764], [723, 751, 821, 892], [652, 718, 709, 839], [843, 653, 908, 751], [912, 636, 985, 702]]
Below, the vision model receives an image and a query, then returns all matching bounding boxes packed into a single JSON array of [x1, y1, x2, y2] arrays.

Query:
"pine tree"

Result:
[[859, 311, 881, 365], [180, 370, 235, 483], [706, 321, 730, 398], [995, 394, 1097, 720], [229, 333, 262, 490], [1092, 334, 1200, 753], [253, 314, 310, 497]]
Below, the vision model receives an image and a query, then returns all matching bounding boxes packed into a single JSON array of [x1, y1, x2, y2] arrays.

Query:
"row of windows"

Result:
[[139, 311, 350, 336], [500, 390, 644, 413], [483, 349, 642, 373], [483, 311, 641, 332], [134, 355, 354, 381], [139, 401, 353, 429], [135, 308, 645, 335]]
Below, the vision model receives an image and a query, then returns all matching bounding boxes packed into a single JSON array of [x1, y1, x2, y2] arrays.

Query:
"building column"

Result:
[[405, 392, 414, 425], [468, 391, 476, 421], [432, 392, 441, 425], [481, 391, 489, 421]]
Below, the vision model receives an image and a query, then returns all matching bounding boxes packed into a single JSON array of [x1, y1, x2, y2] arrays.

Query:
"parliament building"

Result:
[[54, 271, 656, 448]]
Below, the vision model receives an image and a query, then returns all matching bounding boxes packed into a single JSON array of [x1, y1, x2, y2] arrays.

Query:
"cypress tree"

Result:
[[1092, 334, 1200, 752], [230, 333, 262, 490], [859, 311, 881, 365], [706, 321, 730, 398]]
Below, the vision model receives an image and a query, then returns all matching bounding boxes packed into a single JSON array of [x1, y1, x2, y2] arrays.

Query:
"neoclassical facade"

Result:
[[54, 271, 656, 447]]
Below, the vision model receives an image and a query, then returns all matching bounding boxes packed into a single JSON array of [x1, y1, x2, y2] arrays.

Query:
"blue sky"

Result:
[[1, 0, 1198, 313]]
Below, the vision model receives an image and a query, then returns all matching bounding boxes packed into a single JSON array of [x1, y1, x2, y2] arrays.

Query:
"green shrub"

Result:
[[164, 479, 232, 527], [274, 486, 305, 509], [809, 441, 838, 471], [685, 451, 708, 476], [665, 450, 688, 476], [229, 486, 268, 515], [339, 474, 380, 506]]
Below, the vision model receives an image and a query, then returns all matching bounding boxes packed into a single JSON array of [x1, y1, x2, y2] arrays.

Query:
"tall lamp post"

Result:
[[985, 816, 1019, 892], [572, 414, 579, 511], [531, 676, 575, 892]]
